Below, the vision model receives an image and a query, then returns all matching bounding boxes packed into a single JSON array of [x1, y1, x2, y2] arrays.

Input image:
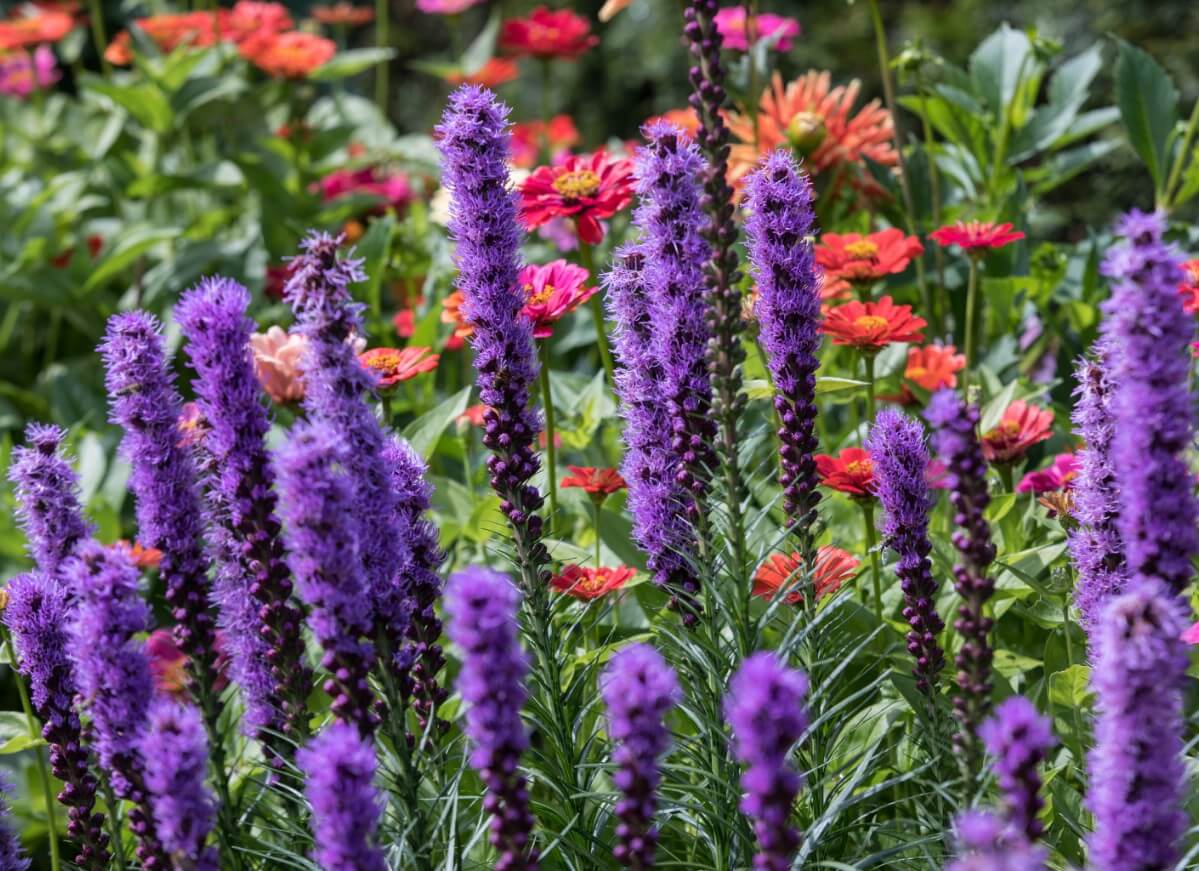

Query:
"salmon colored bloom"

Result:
[[1017, 452, 1077, 494], [728, 70, 896, 186], [816, 447, 875, 497], [441, 290, 474, 341], [550, 565, 635, 600], [753, 546, 858, 605], [457, 403, 489, 428], [520, 151, 635, 245], [146, 629, 189, 696], [1178, 259, 1199, 315], [644, 107, 701, 140], [905, 343, 965, 392], [358, 347, 439, 389], [444, 57, 519, 88], [240, 30, 335, 78], [500, 6, 597, 60], [115, 539, 164, 570], [929, 221, 1024, 253], [104, 2, 292, 64], [0, 10, 73, 49], [511, 115, 580, 167], [250, 326, 307, 404], [816, 228, 924, 296], [598, 0, 634, 21], [821, 296, 926, 350], [713, 6, 800, 52], [980, 399, 1054, 464], [312, 3, 374, 25], [561, 466, 627, 501], [518, 260, 596, 338]]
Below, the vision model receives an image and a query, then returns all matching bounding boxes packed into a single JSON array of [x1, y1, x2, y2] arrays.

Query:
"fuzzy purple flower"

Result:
[[445, 566, 538, 870], [8, 423, 92, 582], [99, 312, 216, 671], [275, 422, 379, 735], [926, 389, 996, 772], [298, 722, 387, 871], [177, 276, 311, 747], [4, 574, 110, 868], [436, 86, 548, 584], [0, 775, 28, 871], [601, 643, 680, 869], [946, 810, 1047, 871], [140, 699, 218, 871], [1099, 210, 1195, 598], [978, 696, 1052, 842], [743, 150, 822, 542], [1087, 580, 1189, 871], [866, 409, 945, 695], [725, 652, 808, 871]]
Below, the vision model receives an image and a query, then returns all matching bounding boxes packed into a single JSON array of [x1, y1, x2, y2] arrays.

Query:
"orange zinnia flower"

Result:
[[561, 466, 627, 501], [444, 57, 519, 88], [0, 10, 74, 50], [519, 151, 635, 245], [1178, 259, 1199, 315], [240, 31, 335, 78], [816, 228, 924, 296], [905, 344, 965, 392], [115, 539, 164, 570], [511, 115, 580, 167], [821, 296, 926, 350], [441, 290, 474, 341], [457, 403, 489, 428], [550, 565, 635, 600], [815, 447, 875, 497], [753, 546, 859, 604], [500, 5, 597, 60], [981, 399, 1054, 464], [644, 107, 701, 139], [359, 347, 439, 388], [929, 221, 1024, 253], [312, 3, 374, 25]]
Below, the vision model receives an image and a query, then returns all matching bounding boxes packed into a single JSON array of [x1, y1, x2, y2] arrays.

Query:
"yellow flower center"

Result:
[[844, 240, 880, 259], [364, 350, 403, 373], [853, 315, 889, 333], [846, 459, 872, 477], [906, 365, 927, 381], [525, 282, 555, 306], [552, 169, 601, 200]]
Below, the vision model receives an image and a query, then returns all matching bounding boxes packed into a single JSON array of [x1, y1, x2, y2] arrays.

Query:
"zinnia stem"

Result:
[[375, 0, 389, 114], [593, 500, 602, 568], [538, 341, 559, 535], [963, 254, 980, 389], [578, 241, 615, 385], [87, 0, 110, 75], [864, 351, 877, 428], [860, 501, 883, 625], [998, 463, 1014, 493]]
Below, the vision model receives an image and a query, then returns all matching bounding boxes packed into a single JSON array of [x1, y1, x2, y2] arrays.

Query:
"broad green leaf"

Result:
[[1114, 39, 1179, 191], [0, 712, 33, 756], [460, 10, 501, 74], [1048, 664, 1092, 709], [401, 387, 471, 460], [970, 24, 1033, 116], [82, 226, 177, 293], [309, 48, 397, 82], [86, 80, 174, 134]]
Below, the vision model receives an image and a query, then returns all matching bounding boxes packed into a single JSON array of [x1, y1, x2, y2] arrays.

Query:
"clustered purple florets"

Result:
[[946, 810, 1046, 871], [866, 409, 945, 694], [978, 696, 1052, 842], [601, 643, 680, 869], [445, 567, 538, 871], [0, 775, 28, 871]]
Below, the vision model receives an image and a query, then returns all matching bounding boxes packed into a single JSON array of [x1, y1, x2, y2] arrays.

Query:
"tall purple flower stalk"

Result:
[[99, 312, 217, 676], [635, 121, 718, 508], [978, 697, 1052, 842], [742, 150, 822, 547], [0, 776, 28, 871], [177, 276, 312, 749], [1098, 209, 1195, 597], [1067, 337, 1126, 640], [298, 722, 387, 871], [285, 233, 412, 665], [140, 699, 218, 871], [275, 422, 379, 736], [445, 567, 538, 870], [866, 409, 945, 695], [601, 643, 680, 869], [926, 389, 996, 773], [4, 574, 110, 868], [604, 243, 702, 613], [1087, 580, 1189, 870], [946, 811, 1046, 871], [436, 86, 548, 589], [725, 652, 808, 871], [8, 423, 92, 582], [67, 541, 169, 869]]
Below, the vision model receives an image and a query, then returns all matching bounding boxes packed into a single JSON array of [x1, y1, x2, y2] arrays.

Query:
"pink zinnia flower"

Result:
[[713, 6, 800, 52], [1182, 621, 1199, 645], [317, 166, 412, 213], [518, 259, 596, 338], [1016, 452, 1077, 494], [519, 151, 634, 245], [981, 399, 1053, 464], [416, 0, 484, 14], [0, 44, 59, 97], [929, 221, 1024, 253]]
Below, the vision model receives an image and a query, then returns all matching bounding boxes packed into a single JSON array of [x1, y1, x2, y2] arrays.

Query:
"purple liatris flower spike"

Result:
[[978, 696, 1053, 842], [285, 233, 412, 663], [275, 422, 379, 735], [99, 312, 217, 670], [1087, 580, 1189, 871], [866, 409, 945, 695], [635, 121, 717, 506], [445, 567, 539, 870], [1099, 210, 1195, 597], [945, 810, 1046, 871], [298, 722, 387, 871], [436, 86, 548, 582], [8, 423, 92, 582], [67, 542, 170, 869], [1067, 337, 1126, 642], [604, 243, 701, 613], [0, 775, 29, 871], [4, 574, 110, 868], [177, 276, 312, 748], [140, 699, 218, 871], [601, 643, 680, 869], [925, 389, 996, 772], [743, 150, 822, 542], [725, 652, 808, 871]]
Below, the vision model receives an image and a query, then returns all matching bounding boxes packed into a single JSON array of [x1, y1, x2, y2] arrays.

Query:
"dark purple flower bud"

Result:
[[140, 699, 218, 871], [601, 643, 680, 868], [445, 567, 539, 870], [298, 721, 387, 871], [0, 775, 29, 871], [946, 810, 1046, 871], [978, 697, 1052, 842], [725, 652, 808, 871], [866, 409, 945, 695]]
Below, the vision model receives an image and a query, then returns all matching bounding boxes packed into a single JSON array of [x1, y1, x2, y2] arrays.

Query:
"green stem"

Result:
[[997, 463, 1014, 494], [861, 502, 883, 625], [1164, 98, 1199, 210], [863, 351, 877, 430], [963, 255, 980, 391], [375, 0, 390, 115], [86, 0, 111, 75], [592, 500, 602, 568], [577, 241, 615, 386], [101, 775, 128, 871], [916, 72, 947, 337], [538, 342, 559, 536], [381, 393, 393, 424]]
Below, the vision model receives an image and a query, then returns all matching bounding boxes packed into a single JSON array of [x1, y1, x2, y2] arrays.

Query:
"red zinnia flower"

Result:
[[240, 31, 335, 78], [560, 466, 627, 501], [1017, 452, 1077, 494], [753, 546, 859, 605], [815, 447, 875, 497], [500, 6, 597, 60], [393, 309, 416, 338], [511, 115, 580, 167], [550, 565, 635, 600], [457, 403, 489, 428], [821, 296, 926, 350], [981, 399, 1053, 464], [519, 151, 635, 245], [443, 57, 519, 88], [312, 3, 374, 25], [929, 221, 1024, 253], [359, 347, 439, 388], [518, 260, 596, 338], [1178, 259, 1199, 315], [0, 10, 74, 49], [816, 228, 924, 296]]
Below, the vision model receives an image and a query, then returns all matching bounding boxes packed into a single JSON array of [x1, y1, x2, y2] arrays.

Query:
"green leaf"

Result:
[[1114, 39, 1179, 191], [86, 80, 174, 134], [401, 387, 471, 460], [309, 48, 397, 81], [460, 10, 501, 74], [978, 379, 1018, 433], [82, 226, 177, 293], [970, 24, 1033, 116], [0, 712, 37, 756], [1048, 664, 1093, 709]]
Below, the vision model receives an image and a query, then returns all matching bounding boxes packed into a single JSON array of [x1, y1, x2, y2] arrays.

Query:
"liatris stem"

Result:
[[963, 255, 980, 388], [538, 342, 559, 536], [860, 501, 883, 625], [578, 241, 615, 385]]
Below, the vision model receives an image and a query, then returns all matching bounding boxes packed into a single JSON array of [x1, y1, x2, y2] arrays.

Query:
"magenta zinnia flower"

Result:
[[713, 6, 799, 52], [518, 260, 596, 338], [0, 44, 59, 97]]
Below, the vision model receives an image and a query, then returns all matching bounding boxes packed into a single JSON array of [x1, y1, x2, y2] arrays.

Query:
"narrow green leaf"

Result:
[[1114, 39, 1179, 190]]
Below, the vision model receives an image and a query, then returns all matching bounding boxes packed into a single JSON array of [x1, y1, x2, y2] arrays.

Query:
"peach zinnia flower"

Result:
[[444, 57, 519, 88], [520, 151, 635, 245], [929, 221, 1024, 253], [1178, 259, 1199, 315], [240, 31, 335, 78], [359, 347, 439, 389], [500, 6, 597, 60], [816, 447, 875, 498], [728, 70, 896, 186], [981, 399, 1053, 464], [312, 3, 374, 25], [550, 565, 635, 600], [753, 546, 859, 605], [441, 290, 474, 342], [457, 403, 489, 428], [519, 260, 596, 338], [250, 326, 307, 404], [822, 296, 926, 350], [816, 228, 924, 296], [511, 115, 580, 167], [561, 466, 627, 502], [0, 10, 74, 50]]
